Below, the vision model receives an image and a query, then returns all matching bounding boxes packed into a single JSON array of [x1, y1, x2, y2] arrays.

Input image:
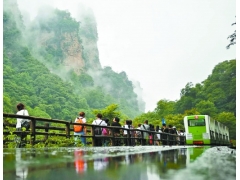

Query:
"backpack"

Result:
[[173, 128, 178, 135], [74, 118, 84, 132], [102, 128, 108, 135], [136, 129, 141, 137], [94, 120, 103, 135], [169, 128, 175, 135], [149, 135, 153, 145]]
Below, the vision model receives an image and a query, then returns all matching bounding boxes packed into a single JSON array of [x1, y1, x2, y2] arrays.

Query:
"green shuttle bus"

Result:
[[184, 115, 230, 145]]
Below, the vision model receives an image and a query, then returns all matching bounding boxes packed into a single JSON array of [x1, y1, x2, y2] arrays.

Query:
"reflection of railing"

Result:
[[3, 113, 186, 147]]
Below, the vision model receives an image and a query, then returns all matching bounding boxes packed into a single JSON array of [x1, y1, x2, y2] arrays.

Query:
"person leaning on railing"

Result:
[[135, 124, 142, 145], [91, 113, 107, 146], [16, 103, 30, 131], [140, 120, 150, 145], [161, 124, 169, 145], [178, 129, 185, 145], [155, 125, 162, 145], [15, 103, 30, 147], [102, 118, 110, 146], [74, 112, 87, 146], [110, 117, 122, 146]]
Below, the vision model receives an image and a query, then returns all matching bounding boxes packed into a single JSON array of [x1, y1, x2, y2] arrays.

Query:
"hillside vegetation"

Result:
[[3, 0, 144, 120], [133, 59, 236, 139]]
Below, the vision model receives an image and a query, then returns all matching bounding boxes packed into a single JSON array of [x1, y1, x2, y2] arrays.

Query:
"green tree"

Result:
[[3, 95, 14, 113], [30, 107, 51, 119], [92, 104, 125, 125], [226, 21, 236, 49], [155, 99, 176, 118], [133, 111, 159, 127], [183, 108, 200, 116], [165, 114, 185, 130], [175, 82, 197, 113], [195, 100, 217, 117], [216, 112, 236, 140], [203, 60, 236, 115]]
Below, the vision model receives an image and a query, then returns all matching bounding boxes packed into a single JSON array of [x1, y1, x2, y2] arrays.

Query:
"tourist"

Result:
[[16, 103, 30, 147], [74, 112, 87, 146], [92, 113, 107, 146], [111, 117, 122, 146], [140, 120, 150, 145]]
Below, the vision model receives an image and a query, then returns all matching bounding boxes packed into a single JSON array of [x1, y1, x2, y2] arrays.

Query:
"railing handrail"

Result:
[[3, 113, 69, 124], [3, 113, 186, 147], [3, 113, 186, 135]]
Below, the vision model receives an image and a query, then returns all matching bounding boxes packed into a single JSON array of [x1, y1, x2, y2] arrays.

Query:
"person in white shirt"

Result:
[[16, 103, 30, 148], [178, 129, 185, 145], [16, 103, 30, 131], [140, 120, 150, 145], [135, 124, 142, 145], [155, 125, 162, 145], [122, 120, 134, 146], [92, 113, 107, 146]]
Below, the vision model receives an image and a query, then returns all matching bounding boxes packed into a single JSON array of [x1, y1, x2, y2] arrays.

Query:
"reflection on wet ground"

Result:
[[3, 146, 236, 180]]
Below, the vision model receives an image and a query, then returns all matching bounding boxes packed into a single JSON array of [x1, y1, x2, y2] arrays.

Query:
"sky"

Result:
[[14, 0, 237, 112]]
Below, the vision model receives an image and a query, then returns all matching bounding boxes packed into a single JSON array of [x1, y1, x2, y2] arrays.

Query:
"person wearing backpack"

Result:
[[140, 120, 150, 145], [102, 118, 110, 146], [111, 117, 122, 146], [161, 123, 169, 145], [74, 112, 87, 146], [92, 113, 107, 146], [168, 124, 175, 146], [122, 120, 134, 146], [135, 124, 142, 145]]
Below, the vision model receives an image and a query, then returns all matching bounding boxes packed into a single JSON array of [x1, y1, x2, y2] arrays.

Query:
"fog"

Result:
[[16, 0, 236, 112]]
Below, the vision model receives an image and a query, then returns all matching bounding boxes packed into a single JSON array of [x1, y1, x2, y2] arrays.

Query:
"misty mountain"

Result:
[[3, 0, 145, 119]]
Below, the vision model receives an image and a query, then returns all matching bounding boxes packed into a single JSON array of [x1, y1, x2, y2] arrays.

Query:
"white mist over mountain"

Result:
[[17, 0, 236, 112]]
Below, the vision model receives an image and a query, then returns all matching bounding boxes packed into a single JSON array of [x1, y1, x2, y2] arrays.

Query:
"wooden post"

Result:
[[167, 133, 169, 145], [30, 119, 36, 146], [110, 128, 115, 146], [92, 126, 96, 147], [66, 122, 70, 138], [44, 123, 49, 141], [152, 132, 155, 145], [160, 132, 162, 145], [127, 129, 130, 146], [141, 131, 144, 145]]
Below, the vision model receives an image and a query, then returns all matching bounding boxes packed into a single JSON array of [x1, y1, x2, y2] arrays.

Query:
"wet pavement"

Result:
[[3, 146, 236, 180]]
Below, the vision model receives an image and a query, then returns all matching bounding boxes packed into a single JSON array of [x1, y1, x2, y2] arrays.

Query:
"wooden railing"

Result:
[[3, 113, 186, 147]]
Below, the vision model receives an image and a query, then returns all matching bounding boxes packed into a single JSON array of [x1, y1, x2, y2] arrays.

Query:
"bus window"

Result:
[[188, 119, 205, 127]]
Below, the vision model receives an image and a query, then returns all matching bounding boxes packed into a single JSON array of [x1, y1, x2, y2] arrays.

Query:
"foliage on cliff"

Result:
[[3, 0, 143, 120]]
